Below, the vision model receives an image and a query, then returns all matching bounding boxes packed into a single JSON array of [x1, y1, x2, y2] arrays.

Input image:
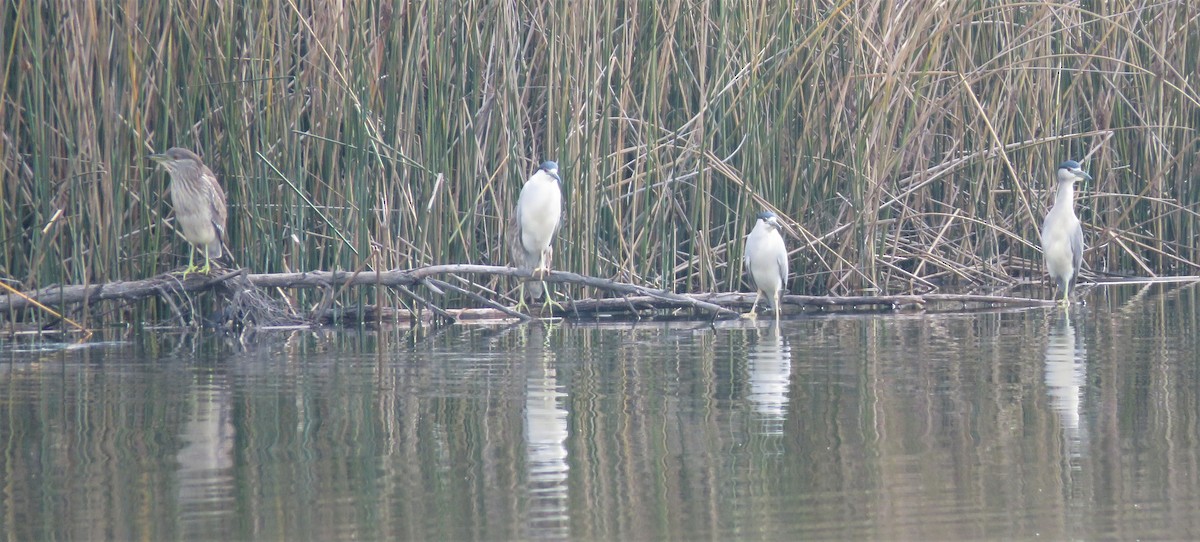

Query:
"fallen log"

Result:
[[0, 264, 1071, 329], [0, 269, 246, 314], [0, 264, 743, 323]]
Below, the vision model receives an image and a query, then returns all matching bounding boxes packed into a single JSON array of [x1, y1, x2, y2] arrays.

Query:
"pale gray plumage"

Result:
[[1040, 160, 1090, 305], [150, 147, 227, 275], [744, 211, 789, 324], [509, 161, 562, 299]]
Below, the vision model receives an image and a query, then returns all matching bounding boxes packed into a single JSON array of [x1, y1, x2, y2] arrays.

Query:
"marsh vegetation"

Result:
[[2, 1, 1198, 323]]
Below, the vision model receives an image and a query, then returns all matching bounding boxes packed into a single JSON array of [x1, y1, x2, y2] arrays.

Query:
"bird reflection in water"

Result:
[[748, 327, 792, 437], [175, 371, 236, 532], [1044, 310, 1089, 460], [523, 325, 570, 539]]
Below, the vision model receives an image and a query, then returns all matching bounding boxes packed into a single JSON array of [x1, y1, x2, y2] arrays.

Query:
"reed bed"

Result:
[[2, 1, 1198, 321]]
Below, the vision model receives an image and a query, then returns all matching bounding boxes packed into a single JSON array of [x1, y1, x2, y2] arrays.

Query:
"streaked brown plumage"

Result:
[[149, 147, 227, 275]]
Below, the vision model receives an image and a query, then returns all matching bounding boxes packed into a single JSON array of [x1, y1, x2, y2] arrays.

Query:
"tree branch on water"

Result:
[[2, 264, 1111, 329], [0, 265, 741, 321]]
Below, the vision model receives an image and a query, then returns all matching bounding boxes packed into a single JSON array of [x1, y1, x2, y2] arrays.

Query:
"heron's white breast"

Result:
[[746, 224, 786, 291], [517, 176, 562, 249]]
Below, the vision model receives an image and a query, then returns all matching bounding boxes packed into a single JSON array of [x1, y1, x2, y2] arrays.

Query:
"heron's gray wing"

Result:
[[550, 182, 564, 238], [742, 237, 757, 289], [188, 166, 225, 257], [204, 169, 227, 257], [507, 213, 530, 269], [1070, 221, 1084, 277], [506, 211, 544, 298], [776, 246, 789, 292]]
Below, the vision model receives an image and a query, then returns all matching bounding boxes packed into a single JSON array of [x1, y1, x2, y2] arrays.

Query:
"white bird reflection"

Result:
[[1044, 311, 1088, 459], [524, 327, 570, 539], [748, 328, 792, 435], [175, 371, 235, 530]]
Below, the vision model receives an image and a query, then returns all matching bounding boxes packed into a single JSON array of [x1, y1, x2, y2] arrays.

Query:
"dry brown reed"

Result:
[[2, 1, 1198, 321]]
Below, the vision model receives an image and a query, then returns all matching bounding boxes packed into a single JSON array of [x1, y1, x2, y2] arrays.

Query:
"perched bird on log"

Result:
[[744, 211, 789, 324], [1040, 160, 1090, 306], [509, 160, 563, 309], [150, 148, 227, 277]]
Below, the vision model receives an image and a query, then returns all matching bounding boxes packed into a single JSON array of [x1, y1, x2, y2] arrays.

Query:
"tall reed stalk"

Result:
[[2, 1, 1198, 321]]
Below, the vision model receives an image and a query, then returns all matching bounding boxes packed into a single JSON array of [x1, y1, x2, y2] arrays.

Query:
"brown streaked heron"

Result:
[[149, 147, 227, 277], [509, 160, 562, 309], [744, 211, 789, 324], [1040, 159, 1090, 306]]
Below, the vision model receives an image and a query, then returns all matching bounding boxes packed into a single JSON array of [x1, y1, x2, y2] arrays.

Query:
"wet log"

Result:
[[0, 265, 742, 321], [1, 264, 1092, 326], [0, 270, 247, 314]]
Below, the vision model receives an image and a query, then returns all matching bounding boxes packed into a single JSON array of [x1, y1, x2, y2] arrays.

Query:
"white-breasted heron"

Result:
[[150, 148, 228, 277], [509, 160, 562, 304], [1040, 159, 1090, 305], [744, 211, 789, 324]]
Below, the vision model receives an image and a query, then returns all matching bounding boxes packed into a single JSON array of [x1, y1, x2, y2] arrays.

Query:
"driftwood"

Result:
[[0, 263, 1101, 328], [0, 265, 740, 324]]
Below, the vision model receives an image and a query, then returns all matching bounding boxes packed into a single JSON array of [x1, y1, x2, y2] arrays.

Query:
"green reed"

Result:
[[2, 1, 1198, 323]]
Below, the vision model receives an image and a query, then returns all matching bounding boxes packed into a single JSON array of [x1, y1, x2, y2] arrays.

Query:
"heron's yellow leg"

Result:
[[196, 249, 214, 275], [513, 283, 531, 314], [539, 282, 565, 314], [180, 250, 201, 278], [742, 291, 762, 320]]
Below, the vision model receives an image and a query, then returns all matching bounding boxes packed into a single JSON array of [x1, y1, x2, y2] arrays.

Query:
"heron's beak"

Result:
[[546, 168, 561, 182], [1077, 169, 1093, 181], [149, 153, 168, 163]]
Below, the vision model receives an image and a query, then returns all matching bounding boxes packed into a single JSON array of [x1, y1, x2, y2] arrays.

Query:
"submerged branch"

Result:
[[0, 264, 1100, 328], [0, 265, 742, 320]]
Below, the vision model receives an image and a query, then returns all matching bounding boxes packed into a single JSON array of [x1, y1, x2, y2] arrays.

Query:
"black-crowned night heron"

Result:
[[149, 148, 227, 277], [744, 211, 789, 324], [509, 161, 562, 305], [1040, 160, 1090, 305]]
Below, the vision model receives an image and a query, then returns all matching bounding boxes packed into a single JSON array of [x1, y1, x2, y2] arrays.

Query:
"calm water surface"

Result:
[[2, 283, 1199, 540]]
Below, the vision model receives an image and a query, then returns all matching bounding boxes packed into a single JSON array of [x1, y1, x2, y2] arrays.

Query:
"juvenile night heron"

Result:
[[149, 147, 227, 277], [744, 211, 789, 324], [1040, 160, 1090, 305], [509, 160, 562, 304]]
